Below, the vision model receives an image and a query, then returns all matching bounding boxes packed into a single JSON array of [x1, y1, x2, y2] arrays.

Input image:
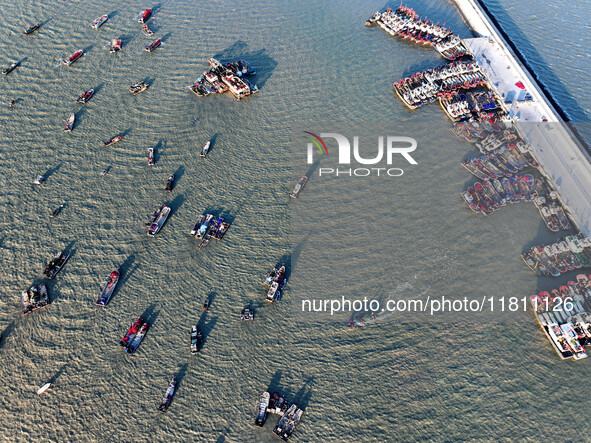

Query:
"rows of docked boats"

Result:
[[530, 275, 591, 360], [452, 120, 523, 152], [255, 391, 304, 441], [439, 89, 503, 122], [393, 61, 485, 109], [189, 57, 258, 100], [522, 235, 591, 277], [366, 6, 468, 60]]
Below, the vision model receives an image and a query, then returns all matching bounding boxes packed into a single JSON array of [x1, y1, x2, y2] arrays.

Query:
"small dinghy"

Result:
[[37, 383, 51, 395], [200, 141, 211, 157], [34, 175, 46, 185]]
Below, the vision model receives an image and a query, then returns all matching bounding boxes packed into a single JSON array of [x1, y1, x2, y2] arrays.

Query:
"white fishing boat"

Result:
[[200, 141, 211, 157], [290, 175, 307, 198], [37, 383, 51, 395], [91, 14, 108, 29]]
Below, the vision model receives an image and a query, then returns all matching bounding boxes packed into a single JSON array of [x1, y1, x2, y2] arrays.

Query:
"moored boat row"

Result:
[[366, 6, 468, 60], [529, 275, 591, 360], [522, 235, 591, 277]]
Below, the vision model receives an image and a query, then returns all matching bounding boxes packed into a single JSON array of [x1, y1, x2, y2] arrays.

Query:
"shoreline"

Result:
[[449, 0, 591, 235]]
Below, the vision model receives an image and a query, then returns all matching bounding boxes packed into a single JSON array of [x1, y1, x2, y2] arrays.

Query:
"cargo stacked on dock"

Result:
[[366, 6, 468, 60], [529, 275, 591, 360], [189, 58, 258, 99]]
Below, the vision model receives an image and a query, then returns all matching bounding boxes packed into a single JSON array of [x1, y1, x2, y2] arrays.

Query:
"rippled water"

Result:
[[1, 0, 590, 441]]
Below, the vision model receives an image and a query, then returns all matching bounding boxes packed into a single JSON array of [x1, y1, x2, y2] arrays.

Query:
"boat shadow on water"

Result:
[[167, 194, 185, 214], [140, 303, 160, 327], [41, 163, 62, 180], [197, 311, 217, 351], [151, 139, 165, 163], [0, 321, 15, 350], [116, 253, 137, 295], [213, 40, 278, 90]]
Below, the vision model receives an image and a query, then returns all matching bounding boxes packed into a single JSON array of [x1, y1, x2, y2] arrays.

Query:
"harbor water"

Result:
[[0, 0, 590, 441]]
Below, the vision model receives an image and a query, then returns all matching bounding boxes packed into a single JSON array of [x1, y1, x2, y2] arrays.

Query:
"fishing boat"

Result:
[[290, 175, 307, 198], [265, 267, 278, 286], [23, 23, 40, 35], [266, 282, 280, 302], [190, 325, 202, 354], [200, 141, 210, 157], [159, 377, 176, 412], [21, 283, 49, 315], [103, 135, 123, 147], [34, 175, 46, 185], [44, 251, 70, 279], [120, 318, 144, 348], [63, 49, 83, 66], [109, 38, 122, 52], [37, 382, 51, 395], [64, 113, 75, 132], [203, 297, 210, 311], [101, 166, 111, 176], [190, 214, 213, 238], [76, 89, 94, 104], [50, 204, 65, 218], [147, 147, 155, 165], [138, 8, 152, 23], [279, 407, 304, 441], [91, 14, 108, 29], [130, 80, 149, 95], [268, 392, 287, 415], [241, 303, 254, 321], [208, 218, 230, 240], [142, 23, 154, 35], [165, 174, 175, 192], [96, 270, 120, 306], [126, 322, 149, 355], [2, 61, 19, 75], [145, 38, 161, 52], [254, 392, 270, 426], [147, 204, 171, 236], [273, 404, 304, 441]]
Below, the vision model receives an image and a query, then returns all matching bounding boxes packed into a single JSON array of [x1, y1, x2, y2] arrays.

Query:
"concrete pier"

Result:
[[453, 0, 591, 234]]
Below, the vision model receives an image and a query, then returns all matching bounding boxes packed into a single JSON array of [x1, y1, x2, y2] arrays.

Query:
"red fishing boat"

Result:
[[138, 8, 152, 23], [63, 49, 83, 66]]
